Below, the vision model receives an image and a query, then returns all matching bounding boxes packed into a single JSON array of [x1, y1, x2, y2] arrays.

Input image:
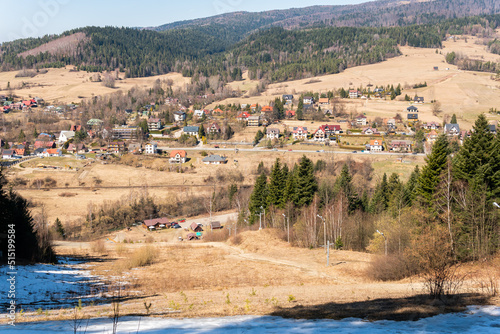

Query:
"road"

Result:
[[157, 145, 426, 157]]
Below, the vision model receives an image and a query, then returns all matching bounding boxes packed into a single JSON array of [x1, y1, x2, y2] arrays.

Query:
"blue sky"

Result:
[[0, 0, 367, 43]]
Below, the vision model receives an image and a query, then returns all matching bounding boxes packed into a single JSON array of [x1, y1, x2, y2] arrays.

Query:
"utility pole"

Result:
[[282, 213, 289, 243], [377, 230, 388, 256], [317, 214, 326, 253]]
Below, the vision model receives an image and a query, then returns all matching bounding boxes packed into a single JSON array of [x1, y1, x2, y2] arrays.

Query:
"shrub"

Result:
[[123, 245, 156, 269], [365, 254, 419, 281], [91, 239, 107, 254]]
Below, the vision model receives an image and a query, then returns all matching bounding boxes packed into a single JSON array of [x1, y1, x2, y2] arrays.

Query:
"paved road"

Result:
[[157, 145, 426, 157]]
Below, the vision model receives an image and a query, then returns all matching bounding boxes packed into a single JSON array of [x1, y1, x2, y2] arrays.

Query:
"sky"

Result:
[[0, 0, 368, 44]]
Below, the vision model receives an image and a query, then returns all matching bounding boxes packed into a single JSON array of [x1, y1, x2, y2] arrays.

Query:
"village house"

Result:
[[207, 122, 221, 134], [427, 130, 439, 142], [34, 140, 55, 149], [148, 118, 162, 132], [407, 105, 419, 113], [444, 123, 460, 136], [303, 96, 314, 105], [266, 128, 280, 140], [369, 139, 384, 152], [349, 90, 359, 99], [261, 106, 273, 113], [108, 142, 126, 154], [313, 124, 341, 142], [87, 119, 104, 129], [237, 112, 250, 122], [318, 98, 330, 105], [202, 155, 227, 165], [143, 217, 169, 230], [67, 143, 87, 154], [173, 111, 186, 122], [362, 127, 380, 135], [70, 125, 82, 132], [488, 124, 496, 134], [285, 110, 296, 118], [128, 143, 142, 154], [1, 149, 14, 159], [194, 110, 205, 118], [169, 150, 187, 164], [414, 96, 424, 103], [292, 126, 308, 140], [58, 131, 75, 144], [422, 122, 440, 130], [407, 113, 419, 121], [183, 126, 199, 137], [45, 148, 62, 157], [34, 148, 46, 157], [144, 142, 158, 154], [282, 95, 293, 104], [250, 104, 258, 112], [391, 140, 413, 152], [356, 115, 367, 126], [248, 115, 261, 127]]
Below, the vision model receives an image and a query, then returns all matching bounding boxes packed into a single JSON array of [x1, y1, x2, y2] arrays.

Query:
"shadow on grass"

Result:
[[270, 293, 491, 321]]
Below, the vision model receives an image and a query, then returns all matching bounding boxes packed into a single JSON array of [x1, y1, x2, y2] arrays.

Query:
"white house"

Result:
[[444, 123, 460, 136], [356, 115, 367, 126], [369, 139, 383, 152], [144, 142, 157, 154], [183, 126, 199, 137], [173, 111, 186, 122], [303, 96, 314, 105], [266, 128, 280, 140], [169, 150, 187, 164], [202, 155, 227, 165], [349, 90, 359, 99], [58, 131, 75, 143]]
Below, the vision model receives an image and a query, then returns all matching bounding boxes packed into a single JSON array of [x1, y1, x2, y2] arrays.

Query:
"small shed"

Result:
[[190, 222, 203, 232], [210, 221, 223, 230], [187, 233, 199, 241]]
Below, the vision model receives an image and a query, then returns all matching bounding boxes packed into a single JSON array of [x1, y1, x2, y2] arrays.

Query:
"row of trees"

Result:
[[245, 114, 499, 262]]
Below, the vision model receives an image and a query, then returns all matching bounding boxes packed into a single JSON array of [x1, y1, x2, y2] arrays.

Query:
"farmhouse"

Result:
[[1, 149, 14, 159], [207, 122, 221, 134], [169, 150, 187, 164], [210, 221, 222, 230], [191, 222, 203, 232], [313, 124, 341, 141]]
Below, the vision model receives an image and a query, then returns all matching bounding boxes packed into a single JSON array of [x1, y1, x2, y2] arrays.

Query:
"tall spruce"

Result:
[[248, 173, 268, 224], [284, 164, 297, 204], [295, 156, 317, 206], [335, 164, 361, 213], [417, 134, 449, 211], [453, 114, 499, 200], [267, 158, 286, 208], [0, 168, 56, 263]]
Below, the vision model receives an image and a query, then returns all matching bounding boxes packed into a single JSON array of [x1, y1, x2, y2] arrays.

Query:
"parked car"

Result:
[[178, 218, 186, 223], [352, 151, 357, 153], [173, 224, 182, 229], [214, 145, 219, 148]]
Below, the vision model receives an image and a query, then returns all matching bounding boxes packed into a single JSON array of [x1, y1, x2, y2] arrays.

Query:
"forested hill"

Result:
[[0, 12, 499, 82], [150, 0, 500, 39]]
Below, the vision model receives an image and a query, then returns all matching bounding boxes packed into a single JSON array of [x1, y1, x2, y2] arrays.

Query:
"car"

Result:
[[197, 223, 204, 227], [178, 218, 186, 223], [412, 152, 418, 155], [272, 148, 278, 151], [288, 149, 292, 151], [173, 224, 182, 229], [352, 151, 357, 153], [214, 145, 219, 148]]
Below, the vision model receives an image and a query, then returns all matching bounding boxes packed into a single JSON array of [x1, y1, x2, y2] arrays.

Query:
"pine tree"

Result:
[[248, 173, 268, 223], [0, 168, 56, 263], [295, 156, 317, 207], [273, 97, 284, 120], [284, 165, 297, 204], [198, 124, 206, 138], [267, 159, 286, 208], [55, 218, 65, 239], [417, 134, 449, 211], [405, 165, 420, 206], [18, 129, 26, 142], [450, 114, 457, 124]]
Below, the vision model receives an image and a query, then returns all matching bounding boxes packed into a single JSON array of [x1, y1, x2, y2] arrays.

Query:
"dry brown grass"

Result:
[[118, 245, 156, 270], [91, 239, 107, 254]]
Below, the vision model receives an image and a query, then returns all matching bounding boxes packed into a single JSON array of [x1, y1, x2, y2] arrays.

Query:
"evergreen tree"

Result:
[[297, 99, 304, 120], [295, 156, 318, 206], [417, 134, 449, 211], [273, 97, 284, 120], [198, 124, 206, 138], [267, 159, 286, 208], [284, 165, 297, 204], [0, 168, 56, 263], [335, 164, 361, 213], [370, 173, 389, 213], [55, 218, 65, 239], [18, 129, 26, 142], [453, 114, 499, 199], [33, 128, 39, 138], [451, 114, 457, 124], [248, 173, 268, 223], [405, 165, 420, 206]]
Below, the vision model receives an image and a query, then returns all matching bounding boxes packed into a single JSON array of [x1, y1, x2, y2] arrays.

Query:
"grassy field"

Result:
[[210, 33, 500, 130]]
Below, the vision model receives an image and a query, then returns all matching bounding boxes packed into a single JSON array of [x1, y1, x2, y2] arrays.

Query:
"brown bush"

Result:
[[203, 230, 231, 242], [365, 254, 419, 281], [59, 192, 77, 197], [121, 245, 156, 269], [91, 239, 107, 254]]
